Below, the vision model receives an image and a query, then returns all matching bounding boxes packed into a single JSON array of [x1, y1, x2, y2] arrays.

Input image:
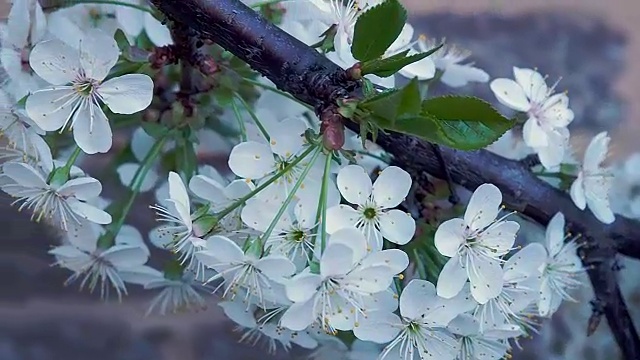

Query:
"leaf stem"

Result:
[[234, 93, 270, 141], [231, 99, 248, 142]]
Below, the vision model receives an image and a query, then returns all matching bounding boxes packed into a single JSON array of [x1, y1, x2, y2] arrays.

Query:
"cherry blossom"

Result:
[[326, 165, 415, 251], [25, 29, 153, 154], [435, 183, 519, 303], [570, 131, 615, 224], [538, 212, 584, 317]]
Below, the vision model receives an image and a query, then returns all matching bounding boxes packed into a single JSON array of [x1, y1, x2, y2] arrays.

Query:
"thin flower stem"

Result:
[[261, 147, 322, 243], [234, 93, 270, 142], [63, 146, 83, 170], [231, 99, 248, 142], [314, 151, 333, 253], [100, 130, 170, 248], [240, 77, 313, 110], [55, 0, 155, 14], [214, 144, 318, 222]]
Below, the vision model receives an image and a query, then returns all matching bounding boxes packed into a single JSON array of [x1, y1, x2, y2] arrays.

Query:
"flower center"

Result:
[[73, 79, 99, 97], [363, 207, 377, 219], [288, 229, 306, 243]]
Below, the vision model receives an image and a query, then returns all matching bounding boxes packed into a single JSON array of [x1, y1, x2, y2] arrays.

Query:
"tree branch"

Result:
[[151, 0, 640, 356]]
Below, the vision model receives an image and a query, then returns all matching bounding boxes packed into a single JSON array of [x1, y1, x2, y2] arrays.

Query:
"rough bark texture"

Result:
[[150, 0, 640, 357]]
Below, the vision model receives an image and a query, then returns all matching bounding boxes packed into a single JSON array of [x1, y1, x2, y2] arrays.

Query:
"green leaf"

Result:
[[360, 43, 443, 77], [421, 96, 514, 150], [359, 77, 421, 122], [114, 29, 130, 51], [351, 0, 407, 62]]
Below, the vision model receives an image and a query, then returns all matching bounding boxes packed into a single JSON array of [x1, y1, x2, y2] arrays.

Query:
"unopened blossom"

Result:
[[49, 224, 149, 299], [538, 212, 584, 317], [326, 165, 415, 251], [490, 67, 574, 167], [406, 36, 489, 87], [435, 183, 519, 303], [354, 279, 473, 360], [280, 227, 407, 332], [570, 131, 615, 224], [196, 235, 296, 309], [447, 314, 520, 360], [0, 161, 111, 230], [25, 29, 153, 154], [473, 243, 546, 331]]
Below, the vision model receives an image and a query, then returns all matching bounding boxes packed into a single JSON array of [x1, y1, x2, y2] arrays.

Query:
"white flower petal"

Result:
[[2, 162, 47, 189], [189, 174, 227, 204], [400, 279, 438, 320], [79, 28, 119, 81], [434, 218, 466, 257], [168, 171, 190, 209], [116, 163, 158, 192], [25, 87, 77, 131], [255, 256, 296, 279], [353, 311, 402, 343], [503, 243, 546, 281], [144, 13, 173, 46], [219, 300, 258, 328], [328, 227, 368, 263], [100, 74, 154, 114], [436, 255, 468, 299], [522, 117, 549, 148], [115, 4, 144, 36], [321, 243, 355, 277], [468, 255, 503, 304], [464, 183, 502, 231], [325, 204, 359, 234], [440, 64, 489, 88], [372, 166, 411, 209], [268, 117, 307, 157], [379, 209, 415, 245], [29, 39, 81, 85], [285, 272, 322, 303], [583, 131, 610, 172], [513, 67, 548, 103], [67, 198, 112, 224], [57, 177, 102, 200], [280, 298, 316, 331], [570, 174, 586, 210], [119, 265, 163, 286], [228, 141, 275, 179], [202, 235, 244, 264], [101, 245, 148, 267], [72, 101, 112, 154], [477, 220, 519, 256], [337, 164, 372, 205], [546, 212, 565, 257], [358, 249, 409, 274], [490, 78, 530, 112], [586, 191, 615, 224]]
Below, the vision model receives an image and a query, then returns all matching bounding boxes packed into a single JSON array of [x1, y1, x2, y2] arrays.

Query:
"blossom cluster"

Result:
[[0, 0, 633, 359]]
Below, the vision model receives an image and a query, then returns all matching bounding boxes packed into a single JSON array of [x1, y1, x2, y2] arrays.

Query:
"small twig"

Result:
[[430, 143, 459, 204]]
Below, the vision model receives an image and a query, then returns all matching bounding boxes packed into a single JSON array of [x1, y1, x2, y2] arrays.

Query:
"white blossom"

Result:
[[490, 67, 574, 169], [25, 29, 153, 154], [0, 161, 111, 229], [472, 243, 546, 331], [435, 183, 519, 303], [114, 0, 173, 46], [326, 165, 415, 251], [280, 227, 407, 332], [447, 314, 520, 360], [410, 36, 489, 87], [144, 271, 212, 315], [49, 224, 149, 299], [538, 212, 584, 317], [354, 279, 473, 360], [570, 131, 615, 224], [196, 234, 297, 309]]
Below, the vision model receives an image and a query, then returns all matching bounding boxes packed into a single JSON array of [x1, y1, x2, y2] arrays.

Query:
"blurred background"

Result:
[[1, 0, 640, 359]]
